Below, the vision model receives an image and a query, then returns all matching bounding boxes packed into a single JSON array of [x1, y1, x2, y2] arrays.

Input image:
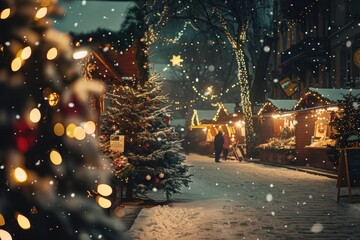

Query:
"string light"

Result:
[[191, 109, 200, 126]]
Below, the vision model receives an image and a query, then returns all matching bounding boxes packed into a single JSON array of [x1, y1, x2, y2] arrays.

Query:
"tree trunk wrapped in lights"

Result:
[[0, 1, 129, 239]]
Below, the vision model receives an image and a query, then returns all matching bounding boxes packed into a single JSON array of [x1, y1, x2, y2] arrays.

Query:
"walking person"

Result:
[[222, 132, 230, 160], [214, 130, 224, 163]]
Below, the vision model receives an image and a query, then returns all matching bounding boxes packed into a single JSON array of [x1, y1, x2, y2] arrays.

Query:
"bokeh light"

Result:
[[50, 149, 62, 165], [11, 57, 22, 72], [16, 213, 31, 230], [83, 121, 96, 134], [21, 46, 32, 60], [29, 108, 41, 123], [97, 184, 113, 197], [74, 126, 86, 140], [0, 8, 10, 19], [14, 167, 27, 183], [0, 213, 5, 226], [35, 7, 47, 19], [53, 123, 65, 136], [96, 196, 112, 209], [0, 229, 12, 240], [46, 47, 58, 60], [48, 92, 60, 106], [66, 123, 76, 138]]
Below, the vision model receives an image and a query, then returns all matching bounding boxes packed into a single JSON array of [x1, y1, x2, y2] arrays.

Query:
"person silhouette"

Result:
[[214, 130, 224, 162]]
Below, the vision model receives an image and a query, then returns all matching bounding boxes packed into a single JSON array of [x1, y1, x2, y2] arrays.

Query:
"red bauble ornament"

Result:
[[154, 178, 160, 183], [12, 120, 36, 153], [145, 142, 150, 148]]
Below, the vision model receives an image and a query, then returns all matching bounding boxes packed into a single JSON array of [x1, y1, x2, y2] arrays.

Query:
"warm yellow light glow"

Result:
[[73, 50, 88, 59], [83, 121, 96, 134], [14, 167, 27, 182], [50, 149, 62, 165], [66, 123, 76, 138], [97, 184, 113, 197], [35, 7, 47, 19], [0, 229, 12, 240], [29, 108, 41, 123], [281, 113, 292, 117], [16, 213, 31, 230], [54, 123, 65, 136], [170, 55, 183, 66], [21, 46, 32, 60], [48, 92, 59, 106], [272, 114, 280, 119], [0, 8, 10, 19], [74, 126, 86, 140], [11, 57, 22, 72], [327, 106, 339, 111], [0, 213, 5, 226], [96, 196, 112, 209], [46, 47, 57, 60]]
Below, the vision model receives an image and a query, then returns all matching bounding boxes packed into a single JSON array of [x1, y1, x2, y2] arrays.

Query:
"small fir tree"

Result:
[[331, 94, 360, 148], [100, 73, 191, 201], [0, 1, 128, 239]]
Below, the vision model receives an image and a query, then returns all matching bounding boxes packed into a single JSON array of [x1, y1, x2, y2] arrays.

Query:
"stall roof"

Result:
[[223, 103, 236, 114], [309, 87, 360, 102], [258, 99, 297, 115], [294, 87, 360, 110], [197, 110, 217, 121], [268, 99, 297, 110]]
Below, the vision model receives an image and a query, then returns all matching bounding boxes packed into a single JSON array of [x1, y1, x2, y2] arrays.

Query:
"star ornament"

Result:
[[170, 55, 184, 67]]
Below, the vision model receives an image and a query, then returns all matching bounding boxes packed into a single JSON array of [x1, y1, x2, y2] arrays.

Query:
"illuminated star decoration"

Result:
[[170, 55, 184, 67]]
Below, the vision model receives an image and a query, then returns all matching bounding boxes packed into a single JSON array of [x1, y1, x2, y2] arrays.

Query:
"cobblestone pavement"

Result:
[[130, 154, 360, 240]]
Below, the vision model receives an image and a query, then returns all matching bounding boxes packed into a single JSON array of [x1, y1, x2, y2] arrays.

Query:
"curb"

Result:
[[249, 160, 337, 179]]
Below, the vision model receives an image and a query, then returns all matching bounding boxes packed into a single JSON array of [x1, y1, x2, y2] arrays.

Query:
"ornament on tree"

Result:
[[145, 142, 150, 148], [145, 174, 151, 181], [159, 172, 165, 179], [165, 113, 171, 125]]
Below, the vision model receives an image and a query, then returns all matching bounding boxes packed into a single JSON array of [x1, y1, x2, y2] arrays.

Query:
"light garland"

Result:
[[213, 6, 255, 148], [191, 109, 200, 126], [293, 91, 331, 110], [212, 102, 229, 121]]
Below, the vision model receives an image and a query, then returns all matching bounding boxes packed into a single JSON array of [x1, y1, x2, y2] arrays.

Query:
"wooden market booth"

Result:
[[188, 103, 246, 156], [256, 99, 297, 164], [292, 87, 360, 171]]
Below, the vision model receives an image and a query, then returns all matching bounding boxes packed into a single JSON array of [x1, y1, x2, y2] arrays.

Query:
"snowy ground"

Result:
[[129, 153, 360, 240]]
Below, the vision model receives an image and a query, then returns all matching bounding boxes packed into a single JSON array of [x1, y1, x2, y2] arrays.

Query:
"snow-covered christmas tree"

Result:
[[331, 94, 360, 148], [100, 73, 191, 201], [0, 1, 128, 239]]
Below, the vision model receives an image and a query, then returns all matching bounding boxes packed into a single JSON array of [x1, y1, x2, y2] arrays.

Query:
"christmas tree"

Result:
[[331, 93, 360, 148], [0, 1, 128, 239], [100, 73, 191, 201]]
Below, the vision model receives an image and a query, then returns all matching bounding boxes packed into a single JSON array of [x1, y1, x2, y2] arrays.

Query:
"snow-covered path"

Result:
[[130, 153, 360, 240]]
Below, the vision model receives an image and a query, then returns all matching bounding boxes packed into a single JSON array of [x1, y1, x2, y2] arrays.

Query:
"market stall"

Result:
[[256, 99, 297, 164], [292, 87, 360, 170], [188, 103, 245, 156]]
